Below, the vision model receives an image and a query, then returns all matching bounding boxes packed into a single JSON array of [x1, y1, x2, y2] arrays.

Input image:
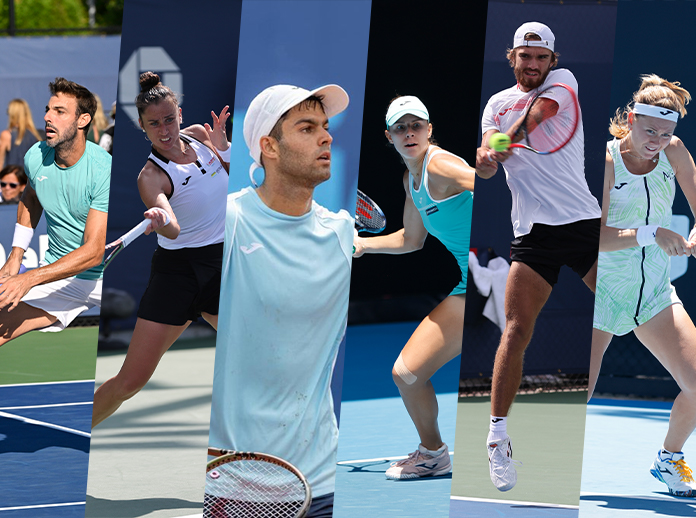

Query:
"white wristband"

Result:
[[12, 223, 33, 251], [636, 225, 659, 247], [216, 143, 231, 162]]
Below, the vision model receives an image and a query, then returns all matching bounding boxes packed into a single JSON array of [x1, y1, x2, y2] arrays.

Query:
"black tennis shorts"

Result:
[[138, 242, 223, 325], [510, 218, 600, 287]]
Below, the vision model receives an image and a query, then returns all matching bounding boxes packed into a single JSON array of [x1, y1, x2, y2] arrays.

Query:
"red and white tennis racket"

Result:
[[204, 447, 312, 518], [508, 82, 580, 155]]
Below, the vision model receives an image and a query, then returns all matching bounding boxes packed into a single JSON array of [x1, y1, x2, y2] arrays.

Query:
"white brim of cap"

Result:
[[306, 84, 350, 119]]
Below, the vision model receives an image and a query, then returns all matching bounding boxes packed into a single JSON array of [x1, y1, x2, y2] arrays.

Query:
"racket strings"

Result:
[[355, 192, 386, 232], [526, 86, 578, 153], [204, 459, 307, 517]]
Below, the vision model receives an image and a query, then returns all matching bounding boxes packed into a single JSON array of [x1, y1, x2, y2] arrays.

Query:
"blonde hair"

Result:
[[91, 94, 109, 132], [7, 99, 41, 145], [610, 74, 691, 139]]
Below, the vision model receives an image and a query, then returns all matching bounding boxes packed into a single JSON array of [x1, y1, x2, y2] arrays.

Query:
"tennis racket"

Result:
[[102, 209, 171, 269], [204, 448, 312, 518], [508, 82, 580, 155], [355, 189, 386, 233]]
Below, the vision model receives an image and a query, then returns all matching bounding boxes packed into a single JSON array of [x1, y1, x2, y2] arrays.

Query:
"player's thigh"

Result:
[[0, 302, 57, 343], [400, 294, 465, 380], [117, 318, 191, 380], [201, 312, 218, 331], [634, 304, 696, 391], [504, 261, 553, 328]]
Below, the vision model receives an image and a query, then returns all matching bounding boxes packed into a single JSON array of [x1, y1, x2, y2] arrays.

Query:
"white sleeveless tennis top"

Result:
[[147, 134, 228, 249]]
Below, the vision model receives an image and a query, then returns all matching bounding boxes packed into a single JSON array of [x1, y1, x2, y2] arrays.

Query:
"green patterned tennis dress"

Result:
[[593, 138, 681, 336]]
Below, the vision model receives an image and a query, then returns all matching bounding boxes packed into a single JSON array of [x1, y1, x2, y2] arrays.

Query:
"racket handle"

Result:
[[121, 219, 151, 248]]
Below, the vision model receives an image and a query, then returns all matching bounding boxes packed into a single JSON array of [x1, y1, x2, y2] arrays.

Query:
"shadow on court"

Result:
[[86, 496, 202, 518], [0, 417, 89, 453], [581, 494, 696, 516]]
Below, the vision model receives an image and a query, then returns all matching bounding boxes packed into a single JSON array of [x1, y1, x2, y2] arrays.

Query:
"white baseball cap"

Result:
[[243, 84, 349, 181], [385, 96, 429, 128], [513, 22, 555, 52]]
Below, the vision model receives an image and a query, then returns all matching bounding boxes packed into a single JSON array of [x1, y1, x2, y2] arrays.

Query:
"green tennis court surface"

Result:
[[451, 391, 587, 506], [0, 327, 99, 384]]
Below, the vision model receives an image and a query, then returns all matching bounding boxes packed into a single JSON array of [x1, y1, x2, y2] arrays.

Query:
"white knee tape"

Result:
[[394, 353, 417, 385]]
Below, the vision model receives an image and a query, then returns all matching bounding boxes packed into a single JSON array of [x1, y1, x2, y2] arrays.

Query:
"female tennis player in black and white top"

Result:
[[91, 72, 229, 427]]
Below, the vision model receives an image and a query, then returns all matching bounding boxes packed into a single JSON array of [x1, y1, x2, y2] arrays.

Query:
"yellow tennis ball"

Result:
[[489, 132, 511, 152]]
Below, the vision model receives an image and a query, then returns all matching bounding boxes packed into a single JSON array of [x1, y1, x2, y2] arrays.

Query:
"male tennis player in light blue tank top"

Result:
[[209, 84, 352, 517], [0, 78, 109, 345]]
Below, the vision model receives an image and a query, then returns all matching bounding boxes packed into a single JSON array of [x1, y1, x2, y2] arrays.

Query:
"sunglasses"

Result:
[[0, 182, 18, 188]]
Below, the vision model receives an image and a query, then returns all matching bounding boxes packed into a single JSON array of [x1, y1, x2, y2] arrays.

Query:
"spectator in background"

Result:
[[99, 101, 116, 155], [88, 94, 109, 144], [0, 165, 27, 204], [0, 99, 43, 169]]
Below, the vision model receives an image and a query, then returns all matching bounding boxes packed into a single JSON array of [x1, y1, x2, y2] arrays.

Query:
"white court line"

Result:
[[0, 402, 92, 411], [0, 379, 94, 388], [337, 451, 454, 465], [0, 501, 85, 512], [450, 495, 578, 510], [0, 411, 90, 438]]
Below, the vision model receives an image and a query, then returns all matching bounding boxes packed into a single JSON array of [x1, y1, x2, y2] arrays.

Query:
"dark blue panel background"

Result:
[[104, 0, 242, 330], [460, 0, 618, 377]]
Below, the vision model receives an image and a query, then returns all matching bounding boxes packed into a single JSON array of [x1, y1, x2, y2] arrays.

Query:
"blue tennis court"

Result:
[[333, 322, 460, 517], [580, 398, 696, 517], [0, 380, 93, 517]]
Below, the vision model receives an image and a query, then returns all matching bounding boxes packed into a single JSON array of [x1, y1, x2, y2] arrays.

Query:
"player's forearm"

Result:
[[361, 229, 424, 254], [599, 225, 638, 252], [26, 243, 103, 286]]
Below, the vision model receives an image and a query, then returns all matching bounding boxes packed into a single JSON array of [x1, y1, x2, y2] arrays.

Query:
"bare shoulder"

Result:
[[428, 149, 465, 176], [182, 124, 209, 142], [402, 170, 412, 197], [604, 146, 615, 188]]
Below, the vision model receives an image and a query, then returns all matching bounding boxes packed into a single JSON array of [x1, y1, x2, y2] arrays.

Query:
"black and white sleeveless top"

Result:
[[147, 134, 228, 249]]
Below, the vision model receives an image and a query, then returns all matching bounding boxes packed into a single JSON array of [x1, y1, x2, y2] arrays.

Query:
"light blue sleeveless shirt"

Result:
[[409, 146, 473, 295], [209, 187, 353, 497]]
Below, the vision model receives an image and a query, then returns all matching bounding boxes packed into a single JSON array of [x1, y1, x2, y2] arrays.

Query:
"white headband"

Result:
[[633, 102, 679, 123]]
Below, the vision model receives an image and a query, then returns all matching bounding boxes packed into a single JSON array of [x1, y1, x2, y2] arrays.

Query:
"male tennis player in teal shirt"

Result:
[[0, 78, 110, 345]]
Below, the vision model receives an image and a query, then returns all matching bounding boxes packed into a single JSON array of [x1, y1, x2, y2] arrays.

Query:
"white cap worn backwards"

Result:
[[513, 21, 555, 52], [385, 96, 429, 128], [243, 84, 349, 185]]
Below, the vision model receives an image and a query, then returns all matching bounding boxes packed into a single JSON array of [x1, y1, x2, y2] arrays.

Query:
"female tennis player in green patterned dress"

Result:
[[589, 75, 696, 497], [353, 96, 474, 479]]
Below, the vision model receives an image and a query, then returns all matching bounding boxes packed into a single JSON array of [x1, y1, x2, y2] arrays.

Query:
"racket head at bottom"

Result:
[[205, 451, 312, 518]]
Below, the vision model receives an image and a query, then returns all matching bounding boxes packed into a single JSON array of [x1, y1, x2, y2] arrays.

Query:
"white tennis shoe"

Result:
[[487, 435, 518, 491], [650, 450, 696, 497], [385, 444, 451, 480]]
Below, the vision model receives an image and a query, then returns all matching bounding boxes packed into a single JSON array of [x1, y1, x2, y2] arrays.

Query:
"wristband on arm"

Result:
[[636, 225, 659, 247], [11, 223, 34, 251]]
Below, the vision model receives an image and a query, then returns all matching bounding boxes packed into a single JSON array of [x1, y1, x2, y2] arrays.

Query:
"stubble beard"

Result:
[[514, 63, 551, 91], [46, 119, 80, 154], [277, 141, 331, 190]]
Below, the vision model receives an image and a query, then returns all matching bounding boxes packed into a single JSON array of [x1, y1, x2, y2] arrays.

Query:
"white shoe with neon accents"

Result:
[[385, 443, 451, 480], [487, 435, 518, 491], [650, 450, 696, 497]]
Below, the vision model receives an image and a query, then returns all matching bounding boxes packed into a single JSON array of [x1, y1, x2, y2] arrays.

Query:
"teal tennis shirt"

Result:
[[25, 141, 111, 280]]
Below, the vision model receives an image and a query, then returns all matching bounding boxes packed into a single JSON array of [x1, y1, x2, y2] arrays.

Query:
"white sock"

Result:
[[487, 415, 508, 442], [419, 443, 447, 456]]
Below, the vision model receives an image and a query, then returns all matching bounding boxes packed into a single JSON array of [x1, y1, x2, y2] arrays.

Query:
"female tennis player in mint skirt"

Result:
[[91, 72, 230, 427], [353, 96, 474, 479], [589, 75, 696, 497]]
